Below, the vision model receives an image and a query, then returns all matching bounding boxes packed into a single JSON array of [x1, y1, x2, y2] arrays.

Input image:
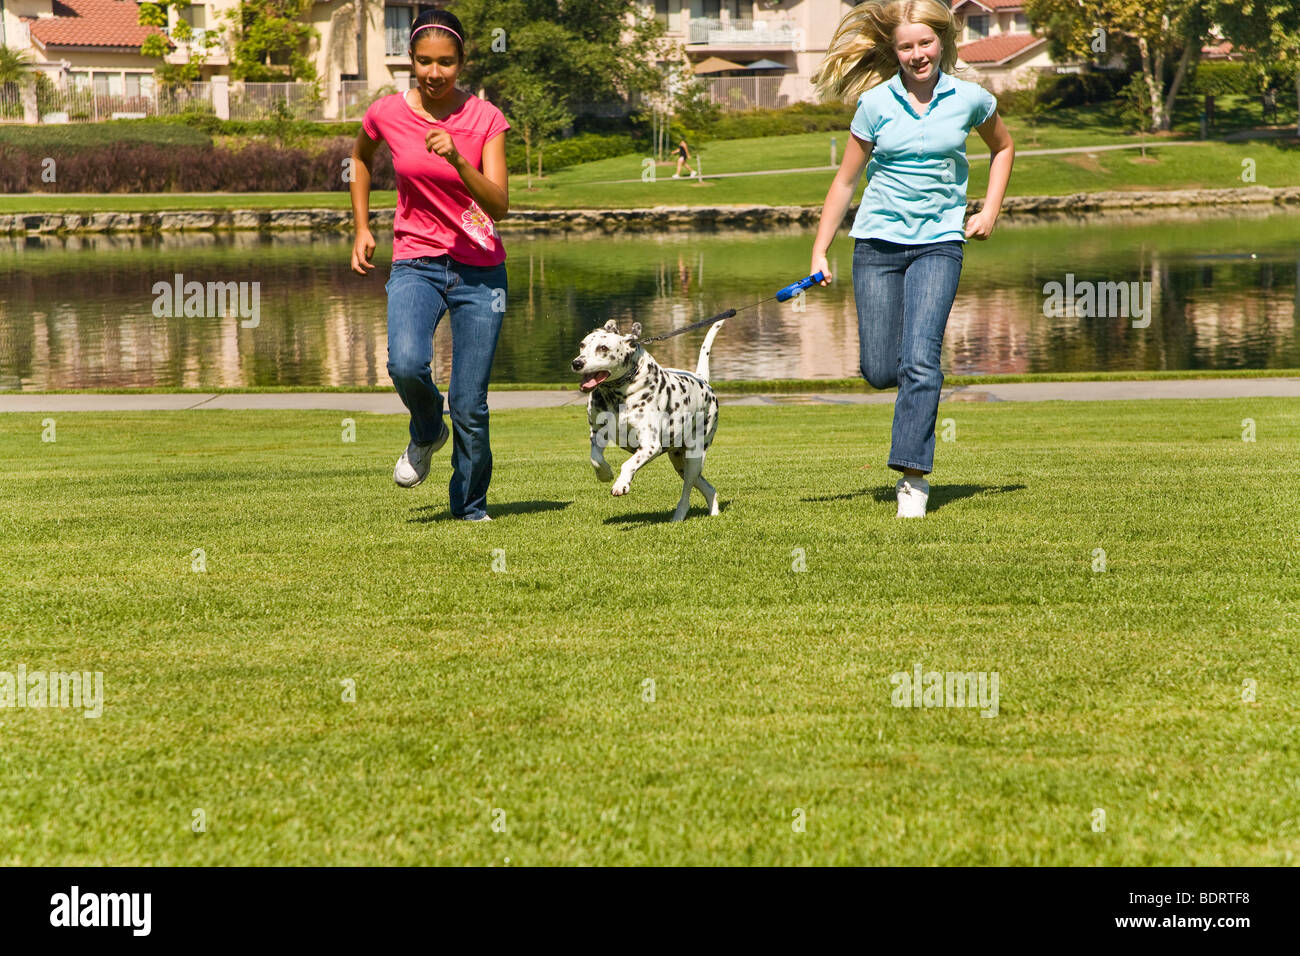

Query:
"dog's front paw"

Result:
[[592, 461, 614, 482], [611, 480, 631, 497]]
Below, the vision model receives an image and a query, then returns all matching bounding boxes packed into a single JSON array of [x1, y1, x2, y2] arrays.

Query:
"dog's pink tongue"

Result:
[[580, 370, 610, 392]]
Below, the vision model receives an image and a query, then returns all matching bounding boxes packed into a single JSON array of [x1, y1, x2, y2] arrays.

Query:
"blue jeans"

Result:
[[386, 255, 507, 519], [853, 237, 964, 475]]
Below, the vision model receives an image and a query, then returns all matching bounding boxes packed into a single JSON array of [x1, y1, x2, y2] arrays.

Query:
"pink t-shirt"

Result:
[[362, 90, 510, 266]]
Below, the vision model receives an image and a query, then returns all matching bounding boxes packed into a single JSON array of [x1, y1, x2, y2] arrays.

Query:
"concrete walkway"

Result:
[[3, 378, 1299, 413], [584, 140, 1215, 185]]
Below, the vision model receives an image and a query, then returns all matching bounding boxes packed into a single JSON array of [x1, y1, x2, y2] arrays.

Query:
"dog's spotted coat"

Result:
[[571, 319, 723, 521]]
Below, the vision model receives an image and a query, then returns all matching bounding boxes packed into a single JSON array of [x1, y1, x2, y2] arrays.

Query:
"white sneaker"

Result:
[[689, 170, 697, 178], [462, 514, 492, 522], [896, 476, 929, 518], [393, 420, 449, 488], [672, 173, 680, 179]]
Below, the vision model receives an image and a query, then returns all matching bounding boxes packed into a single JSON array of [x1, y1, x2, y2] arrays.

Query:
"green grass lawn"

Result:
[[2, 399, 1298, 865]]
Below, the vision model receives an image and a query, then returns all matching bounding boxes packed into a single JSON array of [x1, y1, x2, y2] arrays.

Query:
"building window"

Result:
[[180, 3, 207, 29], [386, 6, 414, 57], [967, 15, 990, 39], [1014, 13, 1029, 32], [654, 0, 683, 30]]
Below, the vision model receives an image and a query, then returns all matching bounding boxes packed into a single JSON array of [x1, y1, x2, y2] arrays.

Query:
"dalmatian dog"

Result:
[[571, 319, 723, 522]]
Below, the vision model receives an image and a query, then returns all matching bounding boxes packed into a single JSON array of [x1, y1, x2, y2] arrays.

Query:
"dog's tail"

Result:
[[696, 319, 725, 382]]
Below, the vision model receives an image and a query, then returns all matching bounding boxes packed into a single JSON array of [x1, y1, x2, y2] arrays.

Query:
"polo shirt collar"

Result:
[[887, 68, 957, 117]]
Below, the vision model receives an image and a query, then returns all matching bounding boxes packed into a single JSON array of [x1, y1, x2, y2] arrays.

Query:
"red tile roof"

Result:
[[952, 0, 1026, 11], [957, 32, 1044, 64], [28, 0, 166, 50]]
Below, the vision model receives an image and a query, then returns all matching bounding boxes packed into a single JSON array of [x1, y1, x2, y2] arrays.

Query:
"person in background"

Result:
[[673, 139, 698, 179]]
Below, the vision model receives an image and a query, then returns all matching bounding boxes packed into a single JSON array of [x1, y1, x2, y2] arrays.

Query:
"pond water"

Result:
[[1, 207, 1298, 390]]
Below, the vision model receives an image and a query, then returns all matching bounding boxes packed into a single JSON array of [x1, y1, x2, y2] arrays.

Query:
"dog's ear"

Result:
[[627, 322, 642, 342], [602, 319, 620, 333]]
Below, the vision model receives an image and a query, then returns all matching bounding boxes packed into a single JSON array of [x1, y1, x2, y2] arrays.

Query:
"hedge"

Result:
[[687, 101, 856, 144], [505, 132, 639, 174], [0, 140, 394, 192], [993, 70, 1132, 115], [1185, 61, 1295, 96], [0, 120, 212, 150]]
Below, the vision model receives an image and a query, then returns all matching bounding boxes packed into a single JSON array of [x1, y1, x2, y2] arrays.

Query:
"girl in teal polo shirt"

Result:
[[809, 0, 1014, 518]]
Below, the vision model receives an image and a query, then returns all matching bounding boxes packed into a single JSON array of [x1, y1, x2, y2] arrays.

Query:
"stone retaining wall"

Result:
[[1, 186, 1298, 235]]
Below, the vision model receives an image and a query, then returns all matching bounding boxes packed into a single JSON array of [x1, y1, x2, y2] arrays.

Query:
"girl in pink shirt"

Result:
[[350, 9, 510, 522]]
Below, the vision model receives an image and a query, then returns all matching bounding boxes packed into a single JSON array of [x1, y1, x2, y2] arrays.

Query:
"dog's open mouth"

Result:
[[579, 370, 610, 392]]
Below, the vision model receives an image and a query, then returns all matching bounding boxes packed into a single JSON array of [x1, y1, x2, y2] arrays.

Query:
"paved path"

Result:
[[584, 140, 1215, 185], [3, 378, 1299, 413]]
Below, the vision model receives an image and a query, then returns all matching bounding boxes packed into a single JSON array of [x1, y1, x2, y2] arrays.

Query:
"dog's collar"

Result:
[[593, 350, 644, 392]]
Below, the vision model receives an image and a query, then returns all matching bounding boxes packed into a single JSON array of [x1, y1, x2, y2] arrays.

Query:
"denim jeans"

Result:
[[853, 237, 964, 475], [386, 255, 507, 519]]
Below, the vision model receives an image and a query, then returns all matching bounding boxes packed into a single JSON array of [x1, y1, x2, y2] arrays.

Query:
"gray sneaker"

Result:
[[393, 421, 449, 488], [461, 513, 493, 522]]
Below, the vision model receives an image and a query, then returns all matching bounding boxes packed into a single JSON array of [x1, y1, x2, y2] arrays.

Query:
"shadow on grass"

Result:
[[407, 499, 573, 523], [803, 484, 1027, 512], [603, 499, 731, 527]]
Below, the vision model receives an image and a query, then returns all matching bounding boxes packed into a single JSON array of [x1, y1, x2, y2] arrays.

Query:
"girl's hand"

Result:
[[426, 128, 460, 166], [964, 210, 997, 241], [351, 228, 376, 275], [811, 252, 832, 286]]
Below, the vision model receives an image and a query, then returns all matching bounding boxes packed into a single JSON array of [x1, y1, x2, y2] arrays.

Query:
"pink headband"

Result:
[[410, 23, 463, 47]]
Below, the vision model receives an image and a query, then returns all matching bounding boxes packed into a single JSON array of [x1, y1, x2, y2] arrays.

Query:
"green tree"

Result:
[[139, 1, 216, 86], [1019, 80, 1062, 147], [1024, 0, 1212, 131], [449, 0, 666, 111], [0, 44, 35, 122], [0, 44, 34, 86], [1212, 1, 1300, 135], [1119, 73, 1155, 155], [222, 0, 318, 82], [502, 74, 573, 187]]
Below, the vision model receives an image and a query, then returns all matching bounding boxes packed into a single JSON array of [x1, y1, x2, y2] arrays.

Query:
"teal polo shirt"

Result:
[[848, 69, 997, 245]]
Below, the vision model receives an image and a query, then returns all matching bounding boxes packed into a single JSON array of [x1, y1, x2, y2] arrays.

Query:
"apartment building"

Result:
[[1, 0, 1067, 120], [652, 0, 1066, 106], [950, 0, 1052, 92], [2, 0, 438, 118]]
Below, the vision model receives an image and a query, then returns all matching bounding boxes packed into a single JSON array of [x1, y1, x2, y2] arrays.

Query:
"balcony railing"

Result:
[[687, 18, 797, 46]]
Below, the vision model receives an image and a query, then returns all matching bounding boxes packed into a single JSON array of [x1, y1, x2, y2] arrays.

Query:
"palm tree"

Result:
[[0, 44, 35, 120], [0, 45, 34, 86]]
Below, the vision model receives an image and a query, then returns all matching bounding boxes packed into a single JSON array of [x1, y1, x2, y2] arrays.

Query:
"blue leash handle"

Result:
[[775, 271, 825, 302]]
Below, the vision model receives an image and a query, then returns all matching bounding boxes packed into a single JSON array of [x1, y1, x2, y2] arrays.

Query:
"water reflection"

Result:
[[1, 209, 1297, 390]]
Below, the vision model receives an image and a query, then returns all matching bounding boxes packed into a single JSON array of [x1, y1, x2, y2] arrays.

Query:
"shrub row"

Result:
[[0, 128, 645, 189], [994, 70, 1132, 115], [1184, 60, 1295, 96], [0, 119, 212, 150], [505, 132, 640, 174], [686, 101, 856, 144], [0, 140, 394, 193]]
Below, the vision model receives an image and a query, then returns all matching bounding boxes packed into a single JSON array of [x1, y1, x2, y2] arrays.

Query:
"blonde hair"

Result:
[[812, 0, 960, 102]]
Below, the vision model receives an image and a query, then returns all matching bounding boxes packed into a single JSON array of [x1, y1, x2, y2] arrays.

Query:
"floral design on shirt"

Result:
[[461, 200, 497, 250]]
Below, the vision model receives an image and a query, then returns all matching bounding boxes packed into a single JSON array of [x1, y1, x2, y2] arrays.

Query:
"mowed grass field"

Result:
[[2, 398, 1299, 865]]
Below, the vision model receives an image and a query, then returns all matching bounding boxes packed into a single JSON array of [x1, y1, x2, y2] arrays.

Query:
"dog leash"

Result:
[[640, 271, 825, 343]]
